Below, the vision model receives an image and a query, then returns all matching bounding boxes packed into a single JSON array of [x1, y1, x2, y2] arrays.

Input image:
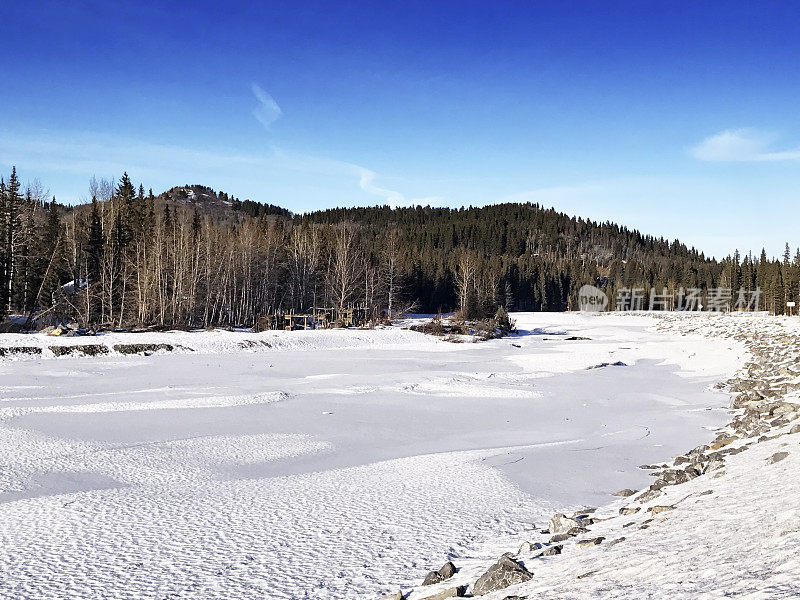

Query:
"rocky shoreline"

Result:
[[376, 314, 800, 599]]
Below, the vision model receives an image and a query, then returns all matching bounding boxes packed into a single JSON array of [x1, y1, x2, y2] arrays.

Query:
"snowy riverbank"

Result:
[[0, 313, 761, 599], [386, 313, 800, 600]]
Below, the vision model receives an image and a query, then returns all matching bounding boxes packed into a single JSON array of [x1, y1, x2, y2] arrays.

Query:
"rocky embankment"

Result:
[[376, 314, 800, 599]]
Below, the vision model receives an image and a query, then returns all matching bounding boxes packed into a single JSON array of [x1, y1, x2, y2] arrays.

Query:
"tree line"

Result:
[[1, 167, 798, 329]]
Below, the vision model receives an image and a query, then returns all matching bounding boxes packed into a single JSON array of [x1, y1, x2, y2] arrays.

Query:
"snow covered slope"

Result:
[[391, 314, 800, 600]]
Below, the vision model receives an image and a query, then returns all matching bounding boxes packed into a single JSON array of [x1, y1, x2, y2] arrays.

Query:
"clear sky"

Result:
[[2, 1, 800, 259]]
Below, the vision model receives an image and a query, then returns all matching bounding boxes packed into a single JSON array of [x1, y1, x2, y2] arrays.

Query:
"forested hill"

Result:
[[159, 185, 290, 219], [1, 168, 797, 329], [302, 204, 723, 313]]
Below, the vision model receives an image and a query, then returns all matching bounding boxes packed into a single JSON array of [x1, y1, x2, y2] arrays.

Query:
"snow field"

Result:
[[0, 313, 748, 599]]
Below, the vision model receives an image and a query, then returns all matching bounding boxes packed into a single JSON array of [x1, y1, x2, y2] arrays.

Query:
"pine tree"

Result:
[[87, 197, 104, 283], [0, 177, 5, 320], [36, 199, 63, 311], [2, 168, 22, 315]]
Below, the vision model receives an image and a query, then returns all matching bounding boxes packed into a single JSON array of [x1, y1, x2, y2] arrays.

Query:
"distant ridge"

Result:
[[158, 184, 291, 219]]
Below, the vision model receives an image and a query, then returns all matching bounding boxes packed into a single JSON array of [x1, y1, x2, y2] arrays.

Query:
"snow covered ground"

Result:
[[0, 313, 750, 599]]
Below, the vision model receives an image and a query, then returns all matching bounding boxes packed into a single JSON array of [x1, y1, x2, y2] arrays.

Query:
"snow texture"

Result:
[[0, 312, 778, 599]]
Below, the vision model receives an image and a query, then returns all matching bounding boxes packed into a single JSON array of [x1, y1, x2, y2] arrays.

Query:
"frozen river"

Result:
[[0, 313, 742, 599]]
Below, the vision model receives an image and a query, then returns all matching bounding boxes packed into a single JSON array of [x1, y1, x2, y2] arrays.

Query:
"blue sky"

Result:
[[2, 1, 800, 258]]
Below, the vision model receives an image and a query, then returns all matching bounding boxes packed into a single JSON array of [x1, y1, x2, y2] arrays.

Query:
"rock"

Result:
[[770, 402, 799, 418], [567, 526, 589, 536], [379, 592, 403, 600], [49, 344, 109, 357], [548, 513, 581, 535], [517, 541, 542, 554], [613, 488, 636, 497], [636, 487, 664, 503], [420, 586, 466, 600], [790, 424, 800, 434], [648, 505, 675, 514], [422, 561, 457, 585], [549, 533, 572, 543], [438, 561, 457, 580], [703, 458, 725, 473], [576, 537, 605, 549], [768, 451, 789, 464], [113, 343, 174, 355], [710, 436, 737, 450], [539, 545, 562, 556], [653, 467, 700, 489], [0, 346, 42, 357], [619, 507, 640, 515], [606, 537, 626, 547], [472, 556, 533, 596]]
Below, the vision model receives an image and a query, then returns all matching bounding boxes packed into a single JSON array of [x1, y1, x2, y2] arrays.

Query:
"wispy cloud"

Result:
[[354, 167, 444, 207], [0, 128, 440, 209], [354, 166, 405, 206], [251, 83, 283, 130], [690, 128, 800, 162], [269, 148, 438, 207], [246, 86, 432, 205]]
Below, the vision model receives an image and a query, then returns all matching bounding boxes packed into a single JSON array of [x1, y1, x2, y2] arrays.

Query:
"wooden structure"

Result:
[[256, 306, 371, 331]]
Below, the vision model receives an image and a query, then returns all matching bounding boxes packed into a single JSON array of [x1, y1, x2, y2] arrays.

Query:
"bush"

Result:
[[493, 307, 515, 333]]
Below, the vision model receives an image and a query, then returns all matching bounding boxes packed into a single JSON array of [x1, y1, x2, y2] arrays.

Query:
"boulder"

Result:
[[648, 505, 675, 515], [379, 592, 403, 600], [790, 424, 800, 435], [113, 343, 174, 355], [619, 507, 640, 516], [606, 537, 626, 547], [548, 513, 581, 535], [422, 572, 443, 586], [768, 451, 789, 464], [770, 402, 799, 418], [516, 542, 542, 554], [0, 346, 42, 357], [636, 487, 664, 503], [703, 457, 725, 473], [710, 436, 737, 450], [49, 344, 109, 357], [613, 488, 636, 497], [539, 545, 562, 556], [438, 561, 457, 580], [420, 586, 466, 600], [567, 526, 589, 535], [472, 556, 533, 596], [654, 467, 699, 489], [576, 537, 605, 549]]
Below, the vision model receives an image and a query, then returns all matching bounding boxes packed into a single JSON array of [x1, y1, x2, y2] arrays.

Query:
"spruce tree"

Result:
[[87, 197, 104, 284], [2, 168, 22, 315]]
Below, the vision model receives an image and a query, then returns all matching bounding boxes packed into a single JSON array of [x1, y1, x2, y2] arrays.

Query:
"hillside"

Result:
[[158, 185, 291, 220], [1, 167, 797, 329]]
